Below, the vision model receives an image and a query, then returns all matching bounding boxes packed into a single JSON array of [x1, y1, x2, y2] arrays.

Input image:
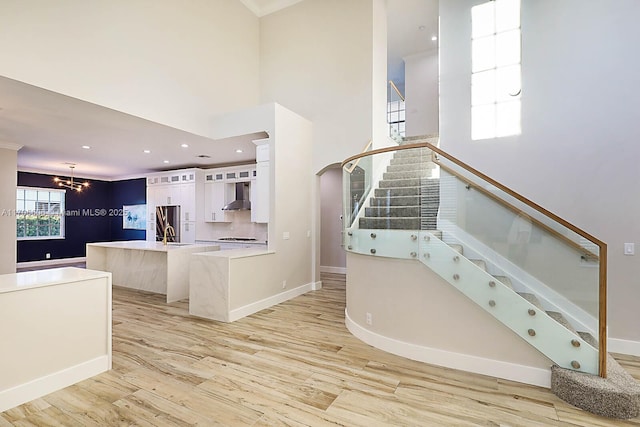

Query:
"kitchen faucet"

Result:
[[162, 223, 176, 245]]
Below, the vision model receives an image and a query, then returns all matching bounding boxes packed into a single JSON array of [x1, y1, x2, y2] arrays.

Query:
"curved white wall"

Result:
[[346, 252, 552, 387]]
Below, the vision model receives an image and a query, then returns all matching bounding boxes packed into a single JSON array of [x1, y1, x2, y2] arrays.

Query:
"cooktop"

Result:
[[217, 237, 258, 241]]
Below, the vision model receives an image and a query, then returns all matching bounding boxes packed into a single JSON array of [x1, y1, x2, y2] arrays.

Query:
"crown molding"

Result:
[[239, 0, 304, 17]]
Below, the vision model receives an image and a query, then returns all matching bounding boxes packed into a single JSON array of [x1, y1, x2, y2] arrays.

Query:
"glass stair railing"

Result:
[[342, 140, 607, 378]]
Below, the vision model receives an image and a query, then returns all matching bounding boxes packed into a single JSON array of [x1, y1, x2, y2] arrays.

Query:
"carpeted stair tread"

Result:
[[358, 139, 438, 231], [449, 244, 463, 254], [578, 331, 598, 348], [493, 275, 513, 290], [370, 195, 420, 207], [393, 148, 432, 158], [379, 178, 423, 188], [359, 217, 421, 229], [364, 206, 420, 217], [470, 259, 486, 271], [517, 292, 544, 310], [426, 230, 443, 240], [374, 187, 421, 197], [383, 170, 430, 180], [387, 162, 426, 172], [551, 354, 640, 419], [390, 157, 433, 166], [546, 311, 577, 334]]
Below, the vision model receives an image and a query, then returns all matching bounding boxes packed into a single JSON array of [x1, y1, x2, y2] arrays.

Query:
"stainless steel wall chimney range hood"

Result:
[[222, 182, 251, 211]]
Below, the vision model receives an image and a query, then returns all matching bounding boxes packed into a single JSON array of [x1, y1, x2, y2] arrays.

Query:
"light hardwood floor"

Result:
[[2, 272, 639, 426]]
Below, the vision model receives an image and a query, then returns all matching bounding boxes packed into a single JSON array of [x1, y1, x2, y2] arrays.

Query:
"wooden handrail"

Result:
[[389, 80, 405, 102], [437, 163, 599, 262], [344, 140, 373, 174], [342, 141, 608, 378]]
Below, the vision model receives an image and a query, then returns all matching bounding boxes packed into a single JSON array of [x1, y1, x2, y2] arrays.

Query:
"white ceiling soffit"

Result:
[[0, 76, 266, 181], [239, 0, 305, 17]]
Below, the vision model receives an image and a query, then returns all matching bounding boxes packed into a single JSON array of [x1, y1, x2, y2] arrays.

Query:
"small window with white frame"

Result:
[[471, 0, 521, 140], [16, 187, 65, 240]]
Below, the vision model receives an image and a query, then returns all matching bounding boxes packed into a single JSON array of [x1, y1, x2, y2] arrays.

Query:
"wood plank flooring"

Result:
[[2, 272, 639, 426]]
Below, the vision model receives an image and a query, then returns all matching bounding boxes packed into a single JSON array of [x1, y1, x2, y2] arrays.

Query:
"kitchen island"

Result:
[[189, 247, 319, 322], [86, 241, 219, 303]]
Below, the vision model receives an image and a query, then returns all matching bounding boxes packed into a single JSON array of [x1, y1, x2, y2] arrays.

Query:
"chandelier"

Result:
[[53, 165, 89, 192]]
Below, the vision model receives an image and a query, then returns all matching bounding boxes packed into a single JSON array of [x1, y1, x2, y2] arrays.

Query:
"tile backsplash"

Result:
[[197, 210, 267, 242]]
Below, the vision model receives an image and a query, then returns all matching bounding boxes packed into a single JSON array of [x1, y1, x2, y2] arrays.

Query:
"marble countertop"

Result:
[[0, 267, 110, 294], [87, 241, 218, 252], [197, 239, 268, 245], [193, 248, 274, 259]]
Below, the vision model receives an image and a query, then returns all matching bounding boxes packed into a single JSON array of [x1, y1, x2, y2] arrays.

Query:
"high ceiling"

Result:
[[387, 0, 439, 87], [239, 0, 305, 17], [2, 0, 438, 181], [0, 76, 266, 180]]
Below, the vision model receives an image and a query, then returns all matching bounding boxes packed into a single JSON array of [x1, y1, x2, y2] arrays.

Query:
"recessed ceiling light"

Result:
[[163, 160, 170, 164], [431, 36, 438, 41], [143, 150, 151, 154], [181, 143, 189, 148], [82, 145, 91, 149], [236, 149, 243, 153]]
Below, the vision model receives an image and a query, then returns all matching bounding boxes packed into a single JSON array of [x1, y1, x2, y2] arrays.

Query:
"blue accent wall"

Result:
[[109, 179, 147, 241], [16, 172, 146, 262]]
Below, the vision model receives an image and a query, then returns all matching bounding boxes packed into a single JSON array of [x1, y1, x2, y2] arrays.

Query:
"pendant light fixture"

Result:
[[53, 164, 89, 192]]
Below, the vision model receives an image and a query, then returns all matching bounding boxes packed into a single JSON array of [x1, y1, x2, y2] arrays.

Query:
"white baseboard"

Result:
[[609, 338, 640, 357], [229, 281, 317, 322], [17, 257, 86, 269], [320, 266, 347, 274], [345, 309, 551, 388], [0, 355, 109, 413]]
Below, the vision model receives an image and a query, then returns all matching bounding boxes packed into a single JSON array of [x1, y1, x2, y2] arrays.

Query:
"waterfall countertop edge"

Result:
[[0, 267, 111, 294]]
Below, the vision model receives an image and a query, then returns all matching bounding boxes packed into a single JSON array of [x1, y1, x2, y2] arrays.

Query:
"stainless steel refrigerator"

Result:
[[155, 205, 181, 242]]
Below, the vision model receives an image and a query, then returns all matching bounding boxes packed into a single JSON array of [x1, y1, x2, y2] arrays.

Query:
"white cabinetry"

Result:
[[179, 183, 196, 222], [182, 221, 196, 243], [204, 182, 230, 223], [146, 168, 203, 243], [252, 142, 270, 224]]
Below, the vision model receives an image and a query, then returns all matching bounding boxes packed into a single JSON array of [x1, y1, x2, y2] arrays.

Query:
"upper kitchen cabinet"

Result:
[[203, 181, 231, 223], [204, 165, 266, 224], [146, 168, 203, 243], [252, 141, 270, 224]]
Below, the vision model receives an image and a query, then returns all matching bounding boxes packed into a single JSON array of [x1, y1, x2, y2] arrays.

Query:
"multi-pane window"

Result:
[[471, 0, 521, 140], [16, 187, 65, 240]]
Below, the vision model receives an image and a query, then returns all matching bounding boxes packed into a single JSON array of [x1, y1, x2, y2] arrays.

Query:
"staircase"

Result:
[[359, 145, 438, 230], [422, 230, 640, 419], [349, 136, 640, 419]]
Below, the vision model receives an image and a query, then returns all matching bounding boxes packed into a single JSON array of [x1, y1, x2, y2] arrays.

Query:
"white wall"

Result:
[[208, 103, 316, 303], [371, 0, 390, 149], [0, 0, 260, 137], [320, 168, 346, 272], [346, 253, 552, 386], [440, 0, 640, 344], [0, 145, 19, 273], [259, 0, 376, 173], [404, 50, 439, 137], [271, 104, 314, 287]]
